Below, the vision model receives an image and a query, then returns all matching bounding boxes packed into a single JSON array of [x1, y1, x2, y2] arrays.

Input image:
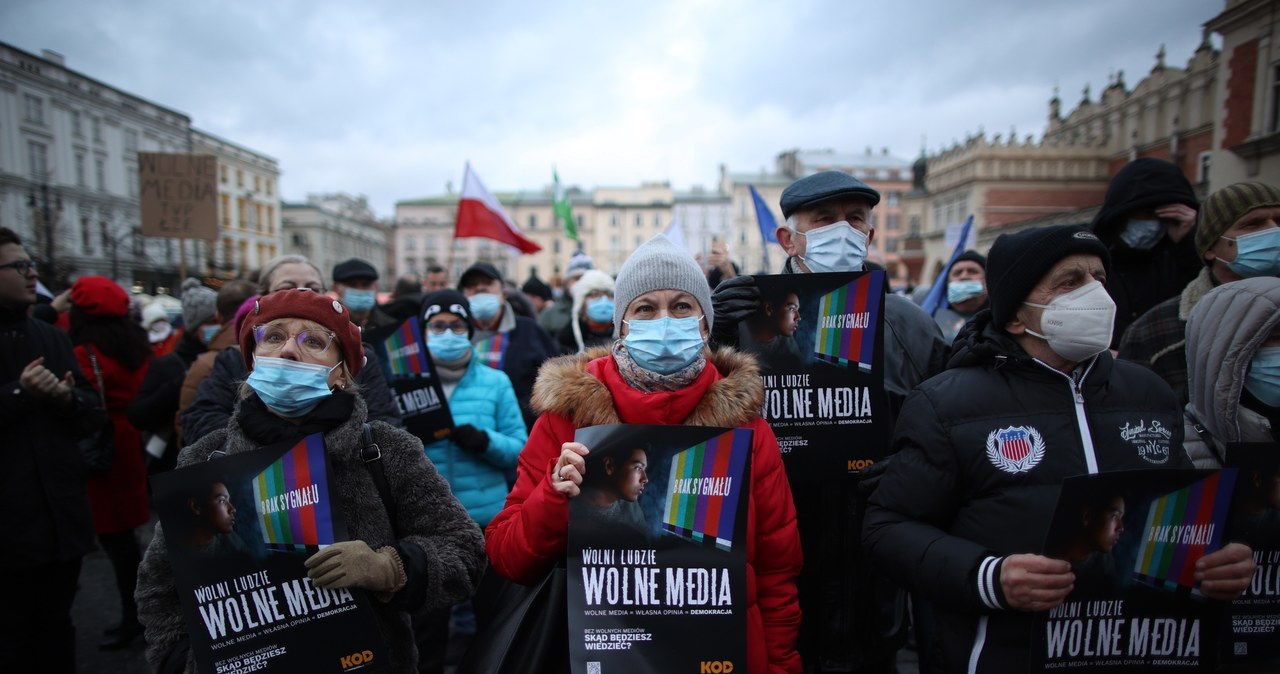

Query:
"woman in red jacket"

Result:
[[68, 276, 152, 650], [485, 235, 804, 674]]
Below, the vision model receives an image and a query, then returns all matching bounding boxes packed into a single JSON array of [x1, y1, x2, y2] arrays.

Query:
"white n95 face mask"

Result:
[[1022, 280, 1115, 362]]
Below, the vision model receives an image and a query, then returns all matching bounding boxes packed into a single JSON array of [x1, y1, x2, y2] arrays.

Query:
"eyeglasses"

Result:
[[426, 320, 469, 336], [252, 324, 337, 357], [0, 260, 37, 275]]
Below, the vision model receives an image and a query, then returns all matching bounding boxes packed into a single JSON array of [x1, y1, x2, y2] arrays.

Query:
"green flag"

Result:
[[553, 168, 578, 241]]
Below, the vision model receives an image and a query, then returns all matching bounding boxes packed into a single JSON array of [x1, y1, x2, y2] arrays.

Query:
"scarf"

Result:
[[433, 350, 472, 383], [611, 340, 706, 393], [236, 391, 356, 448]]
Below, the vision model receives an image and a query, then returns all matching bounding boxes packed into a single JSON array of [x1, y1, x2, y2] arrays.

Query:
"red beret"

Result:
[[71, 276, 129, 318], [238, 289, 365, 375]]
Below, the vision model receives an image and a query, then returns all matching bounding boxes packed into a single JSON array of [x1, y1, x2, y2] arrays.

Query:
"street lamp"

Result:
[[27, 183, 62, 278]]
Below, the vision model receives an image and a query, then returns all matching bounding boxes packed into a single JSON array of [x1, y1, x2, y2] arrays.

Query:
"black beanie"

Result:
[[420, 289, 475, 339], [1089, 158, 1198, 239], [987, 225, 1111, 329], [951, 249, 987, 271]]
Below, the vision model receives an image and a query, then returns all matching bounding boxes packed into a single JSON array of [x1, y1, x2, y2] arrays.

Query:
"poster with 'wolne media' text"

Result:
[[151, 434, 388, 674], [1034, 469, 1236, 672], [1222, 442, 1280, 666], [741, 271, 887, 480], [567, 424, 751, 674]]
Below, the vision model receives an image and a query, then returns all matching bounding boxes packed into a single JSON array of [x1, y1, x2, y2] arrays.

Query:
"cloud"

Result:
[[1, 0, 1222, 214]]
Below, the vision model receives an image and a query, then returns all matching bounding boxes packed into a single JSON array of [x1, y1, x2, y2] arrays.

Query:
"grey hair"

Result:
[[257, 254, 324, 295]]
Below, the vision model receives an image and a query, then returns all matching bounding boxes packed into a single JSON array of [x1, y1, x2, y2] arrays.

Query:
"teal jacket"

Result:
[[425, 359, 528, 526]]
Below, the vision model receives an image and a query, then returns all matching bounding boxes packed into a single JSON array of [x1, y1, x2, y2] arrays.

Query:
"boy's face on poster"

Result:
[[194, 482, 237, 534], [607, 449, 649, 502], [1088, 496, 1126, 553], [774, 293, 800, 336]]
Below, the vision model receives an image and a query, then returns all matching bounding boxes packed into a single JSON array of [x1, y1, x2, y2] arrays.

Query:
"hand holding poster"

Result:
[[1035, 470, 1238, 671], [741, 271, 887, 479], [568, 424, 751, 674], [151, 434, 388, 673]]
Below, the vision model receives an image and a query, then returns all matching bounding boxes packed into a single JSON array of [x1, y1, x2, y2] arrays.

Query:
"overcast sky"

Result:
[[3, 0, 1221, 217]]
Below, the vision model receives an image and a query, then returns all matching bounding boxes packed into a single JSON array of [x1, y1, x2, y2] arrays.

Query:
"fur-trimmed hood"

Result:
[[531, 346, 765, 429]]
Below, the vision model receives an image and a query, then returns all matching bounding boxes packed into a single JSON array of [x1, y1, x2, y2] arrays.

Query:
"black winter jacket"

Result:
[[0, 306, 103, 569], [180, 344, 402, 446], [864, 310, 1190, 673]]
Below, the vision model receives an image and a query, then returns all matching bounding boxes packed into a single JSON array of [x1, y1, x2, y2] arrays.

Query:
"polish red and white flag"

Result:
[[454, 163, 542, 254]]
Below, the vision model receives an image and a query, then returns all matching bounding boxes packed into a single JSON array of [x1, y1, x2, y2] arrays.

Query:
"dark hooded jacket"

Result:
[[1090, 158, 1201, 348], [863, 310, 1190, 673]]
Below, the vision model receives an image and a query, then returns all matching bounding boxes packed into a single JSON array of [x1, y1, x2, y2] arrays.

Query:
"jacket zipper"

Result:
[[1034, 358, 1099, 474]]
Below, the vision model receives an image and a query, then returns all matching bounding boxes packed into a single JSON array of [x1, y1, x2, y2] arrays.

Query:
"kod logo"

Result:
[[700, 661, 734, 673], [340, 650, 375, 670]]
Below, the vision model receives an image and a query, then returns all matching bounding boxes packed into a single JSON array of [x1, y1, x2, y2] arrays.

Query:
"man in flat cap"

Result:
[[863, 225, 1256, 673], [458, 261, 557, 430], [711, 170, 948, 672], [332, 258, 399, 331]]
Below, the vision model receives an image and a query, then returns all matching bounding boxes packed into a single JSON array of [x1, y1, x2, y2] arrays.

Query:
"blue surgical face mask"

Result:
[[428, 331, 474, 362], [623, 316, 705, 374], [1245, 346, 1280, 408], [1120, 218, 1165, 250], [796, 221, 868, 273], [586, 296, 615, 323], [199, 324, 221, 345], [246, 356, 338, 418], [342, 288, 377, 312], [947, 280, 985, 305], [1223, 228, 1280, 278], [469, 293, 501, 322]]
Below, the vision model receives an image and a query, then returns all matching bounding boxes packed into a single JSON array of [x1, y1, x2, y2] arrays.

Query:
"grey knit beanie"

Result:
[[613, 234, 714, 336], [180, 277, 218, 328]]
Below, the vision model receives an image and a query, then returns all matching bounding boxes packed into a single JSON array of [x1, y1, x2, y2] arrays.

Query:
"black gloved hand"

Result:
[[709, 274, 759, 349], [451, 424, 490, 453]]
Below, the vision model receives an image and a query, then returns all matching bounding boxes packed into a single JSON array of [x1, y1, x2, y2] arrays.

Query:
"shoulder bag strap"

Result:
[[85, 345, 106, 399], [361, 422, 400, 529]]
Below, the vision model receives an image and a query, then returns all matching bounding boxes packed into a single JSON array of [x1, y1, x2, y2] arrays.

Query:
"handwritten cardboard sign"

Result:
[[139, 153, 218, 240]]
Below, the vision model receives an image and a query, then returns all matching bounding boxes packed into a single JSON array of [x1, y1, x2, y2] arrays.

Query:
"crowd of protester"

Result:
[[1, 155, 1275, 673]]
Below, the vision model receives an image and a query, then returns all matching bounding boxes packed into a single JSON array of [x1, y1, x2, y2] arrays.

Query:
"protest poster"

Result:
[[138, 153, 219, 240], [369, 315, 453, 441], [151, 434, 388, 673], [1221, 442, 1280, 665], [567, 424, 751, 674], [1034, 469, 1237, 671], [740, 271, 887, 479]]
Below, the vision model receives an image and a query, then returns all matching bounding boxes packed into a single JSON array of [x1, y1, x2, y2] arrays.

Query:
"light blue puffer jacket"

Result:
[[424, 359, 528, 526]]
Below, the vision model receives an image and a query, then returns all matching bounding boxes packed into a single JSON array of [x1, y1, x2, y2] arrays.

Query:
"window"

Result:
[[528, 214, 537, 230], [886, 213, 901, 231], [124, 129, 138, 153], [1271, 64, 1280, 133], [100, 221, 111, 252], [92, 117, 103, 143], [653, 214, 661, 227], [23, 95, 44, 124], [634, 214, 641, 227], [75, 152, 86, 187], [70, 110, 82, 136], [610, 214, 618, 227], [266, 179, 274, 196], [236, 169, 244, 188], [886, 191, 901, 207], [237, 198, 247, 230], [255, 204, 264, 232], [254, 175, 261, 192], [220, 165, 228, 184], [576, 214, 584, 230], [266, 206, 274, 234], [27, 142, 47, 180], [553, 239, 561, 254], [1196, 151, 1212, 185], [95, 157, 106, 191], [127, 166, 138, 197], [81, 217, 92, 252], [405, 235, 417, 251]]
